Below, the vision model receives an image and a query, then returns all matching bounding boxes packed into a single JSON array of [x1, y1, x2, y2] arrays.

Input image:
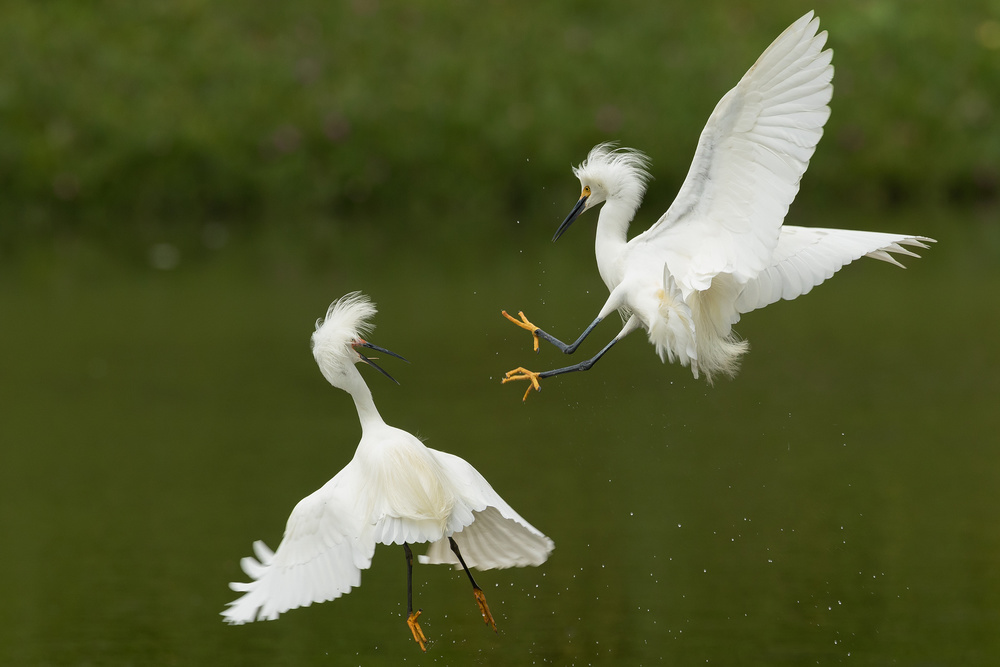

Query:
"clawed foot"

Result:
[[473, 587, 498, 632], [407, 610, 428, 652], [502, 367, 542, 401], [502, 310, 540, 353]]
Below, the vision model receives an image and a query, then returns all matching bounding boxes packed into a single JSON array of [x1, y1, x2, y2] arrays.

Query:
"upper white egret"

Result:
[[502, 12, 934, 401], [223, 292, 554, 651]]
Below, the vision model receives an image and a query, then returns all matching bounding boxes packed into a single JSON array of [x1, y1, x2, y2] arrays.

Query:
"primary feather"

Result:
[[641, 11, 835, 294], [223, 293, 553, 625], [552, 12, 934, 384]]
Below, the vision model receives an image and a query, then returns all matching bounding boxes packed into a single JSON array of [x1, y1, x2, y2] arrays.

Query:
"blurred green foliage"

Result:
[[1, 0, 998, 258]]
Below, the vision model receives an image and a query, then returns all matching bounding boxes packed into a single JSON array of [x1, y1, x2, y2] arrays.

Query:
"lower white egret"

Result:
[[502, 12, 934, 401], [223, 292, 554, 651]]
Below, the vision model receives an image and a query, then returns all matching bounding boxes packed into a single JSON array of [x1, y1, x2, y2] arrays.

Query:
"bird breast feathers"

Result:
[[357, 432, 456, 525]]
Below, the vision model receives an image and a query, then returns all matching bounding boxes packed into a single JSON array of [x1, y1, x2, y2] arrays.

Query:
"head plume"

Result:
[[311, 292, 376, 379], [573, 142, 652, 211]]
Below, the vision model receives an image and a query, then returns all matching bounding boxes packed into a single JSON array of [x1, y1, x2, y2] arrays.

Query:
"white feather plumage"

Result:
[[504, 12, 934, 394], [223, 293, 553, 629]]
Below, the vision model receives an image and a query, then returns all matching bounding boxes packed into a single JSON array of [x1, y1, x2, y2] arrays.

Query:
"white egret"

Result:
[[502, 12, 934, 401], [223, 292, 553, 651]]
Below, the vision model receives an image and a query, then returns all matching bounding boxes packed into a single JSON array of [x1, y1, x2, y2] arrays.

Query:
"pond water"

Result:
[[2, 209, 998, 665]]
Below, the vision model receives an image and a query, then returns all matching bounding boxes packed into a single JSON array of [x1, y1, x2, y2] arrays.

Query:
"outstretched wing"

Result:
[[221, 464, 374, 624], [734, 226, 935, 317], [418, 450, 554, 571], [636, 12, 833, 296]]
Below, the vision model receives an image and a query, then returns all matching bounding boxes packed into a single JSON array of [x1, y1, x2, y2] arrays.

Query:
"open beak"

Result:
[[356, 340, 409, 384], [552, 194, 589, 242]]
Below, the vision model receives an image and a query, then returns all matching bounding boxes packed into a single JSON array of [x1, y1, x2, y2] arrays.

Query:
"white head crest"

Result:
[[573, 142, 652, 211], [311, 291, 377, 384]]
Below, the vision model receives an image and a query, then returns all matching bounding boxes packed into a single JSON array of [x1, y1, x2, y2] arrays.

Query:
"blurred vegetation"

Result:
[[1, 0, 998, 262]]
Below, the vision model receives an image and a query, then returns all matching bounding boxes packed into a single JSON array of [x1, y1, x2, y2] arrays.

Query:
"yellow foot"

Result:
[[502, 367, 542, 402], [406, 610, 428, 652], [473, 587, 498, 632], [501, 310, 540, 352]]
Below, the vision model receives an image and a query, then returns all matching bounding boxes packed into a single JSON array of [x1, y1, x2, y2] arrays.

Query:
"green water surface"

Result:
[[1, 209, 997, 666]]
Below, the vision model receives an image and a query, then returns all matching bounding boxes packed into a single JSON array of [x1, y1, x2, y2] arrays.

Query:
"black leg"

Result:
[[503, 313, 632, 400], [503, 310, 603, 355], [503, 335, 622, 400], [536, 335, 620, 378], [403, 543, 428, 651], [403, 543, 415, 616], [535, 316, 603, 355], [448, 537, 480, 589], [449, 537, 497, 632]]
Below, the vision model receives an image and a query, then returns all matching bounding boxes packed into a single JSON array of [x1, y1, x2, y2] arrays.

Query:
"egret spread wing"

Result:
[[222, 465, 373, 624], [734, 227, 934, 317], [418, 450, 554, 570], [638, 12, 833, 296]]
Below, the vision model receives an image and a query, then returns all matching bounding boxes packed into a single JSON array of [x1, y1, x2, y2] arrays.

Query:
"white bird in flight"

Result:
[[223, 292, 553, 651], [502, 12, 934, 401]]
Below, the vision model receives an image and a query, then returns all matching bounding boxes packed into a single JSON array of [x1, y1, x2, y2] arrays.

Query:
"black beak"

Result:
[[356, 340, 409, 384], [552, 195, 589, 242]]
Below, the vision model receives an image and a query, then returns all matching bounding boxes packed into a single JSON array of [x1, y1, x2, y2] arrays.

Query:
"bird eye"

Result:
[[583, 185, 591, 196]]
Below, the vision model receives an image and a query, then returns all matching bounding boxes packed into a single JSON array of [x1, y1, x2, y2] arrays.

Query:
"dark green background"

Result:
[[2, 0, 997, 258], [2, 1, 998, 665]]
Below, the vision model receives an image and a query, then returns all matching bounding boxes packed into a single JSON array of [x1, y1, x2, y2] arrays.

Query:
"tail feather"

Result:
[[419, 506, 554, 570], [736, 227, 935, 316]]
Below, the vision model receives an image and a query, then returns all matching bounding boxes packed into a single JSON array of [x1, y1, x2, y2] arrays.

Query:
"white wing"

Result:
[[637, 12, 833, 296], [222, 463, 374, 624], [734, 226, 935, 317], [418, 450, 554, 570]]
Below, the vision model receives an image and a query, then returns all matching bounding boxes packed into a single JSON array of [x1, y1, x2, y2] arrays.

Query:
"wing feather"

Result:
[[221, 464, 374, 624], [734, 226, 934, 317], [417, 450, 554, 571], [637, 12, 834, 296]]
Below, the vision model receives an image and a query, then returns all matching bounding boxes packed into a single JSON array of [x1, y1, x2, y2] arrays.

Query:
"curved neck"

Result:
[[343, 365, 385, 432], [595, 198, 635, 288]]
